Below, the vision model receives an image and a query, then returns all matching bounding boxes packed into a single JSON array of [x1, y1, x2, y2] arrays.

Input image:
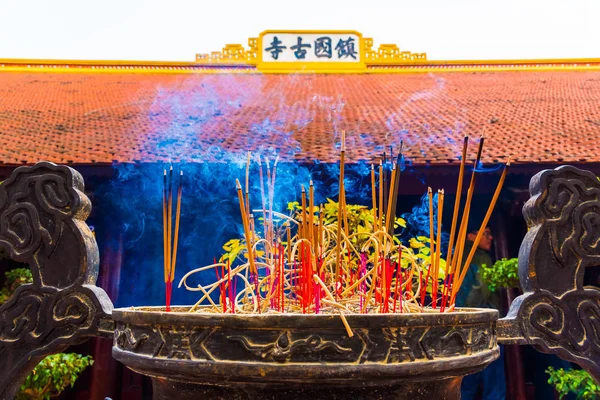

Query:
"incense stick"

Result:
[[335, 131, 346, 289], [257, 156, 268, 249], [450, 136, 484, 296], [167, 166, 173, 279], [378, 160, 384, 230], [385, 163, 397, 234], [301, 185, 307, 240], [170, 170, 183, 283], [309, 180, 315, 248], [432, 189, 443, 308], [245, 151, 251, 218], [441, 136, 468, 309], [236, 179, 257, 275], [371, 164, 378, 232], [451, 159, 510, 304], [427, 187, 435, 306], [163, 170, 168, 283], [446, 136, 468, 271], [387, 141, 404, 235]]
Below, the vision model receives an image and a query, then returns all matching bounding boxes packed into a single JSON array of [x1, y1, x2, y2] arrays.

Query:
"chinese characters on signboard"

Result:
[[261, 33, 361, 63]]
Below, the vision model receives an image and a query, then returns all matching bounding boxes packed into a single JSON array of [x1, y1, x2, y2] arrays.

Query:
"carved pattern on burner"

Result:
[[114, 320, 494, 366], [227, 331, 353, 363], [0, 162, 113, 400], [114, 323, 215, 362]]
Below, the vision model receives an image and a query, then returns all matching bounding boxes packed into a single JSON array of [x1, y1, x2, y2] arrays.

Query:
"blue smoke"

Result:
[[401, 191, 450, 256], [90, 73, 468, 308]]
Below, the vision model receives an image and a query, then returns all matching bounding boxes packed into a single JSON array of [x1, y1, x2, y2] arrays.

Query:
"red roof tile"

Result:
[[0, 71, 599, 165]]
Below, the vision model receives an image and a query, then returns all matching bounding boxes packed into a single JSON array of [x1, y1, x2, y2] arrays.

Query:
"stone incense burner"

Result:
[[2, 162, 600, 400], [113, 307, 497, 399]]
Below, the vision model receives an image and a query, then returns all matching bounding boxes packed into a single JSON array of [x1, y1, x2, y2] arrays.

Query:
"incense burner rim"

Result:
[[113, 306, 498, 328]]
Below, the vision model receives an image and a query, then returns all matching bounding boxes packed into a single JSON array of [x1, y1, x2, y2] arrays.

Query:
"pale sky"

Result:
[[0, 0, 598, 61]]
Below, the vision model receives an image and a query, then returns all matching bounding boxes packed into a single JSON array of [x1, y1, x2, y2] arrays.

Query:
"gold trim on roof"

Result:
[[364, 38, 427, 64], [196, 38, 258, 65]]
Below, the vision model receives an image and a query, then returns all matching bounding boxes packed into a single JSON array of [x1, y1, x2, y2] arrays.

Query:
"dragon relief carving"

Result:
[[115, 326, 149, 351], [227, 330, 353, 363], [439, 327, 493, 356]]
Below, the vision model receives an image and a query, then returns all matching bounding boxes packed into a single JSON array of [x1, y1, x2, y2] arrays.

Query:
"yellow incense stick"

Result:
[[245, 151, 251, 217], [446, 136, 468, 270], [385, 164, 397, 234], [167, 166, 173, 280], [452, 159, 510, 303], [309, 180, 315, 247], [434, 189, 444, 294], [236, 179, 257, 275], [301, 185, 307, 240], [163, 169, 168, 282], [428, 187, 435, 284], [335, 131, 346, 285], [378, 161, 383, 230], [170, 170, 183, 282], [371, 164, 378, 232]]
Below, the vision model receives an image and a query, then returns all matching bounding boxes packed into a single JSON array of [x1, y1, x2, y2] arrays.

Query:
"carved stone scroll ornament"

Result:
[[0, 162, 113, 400], [498, 165, 600, 381]]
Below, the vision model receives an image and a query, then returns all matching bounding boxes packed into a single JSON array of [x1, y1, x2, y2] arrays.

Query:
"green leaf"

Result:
[[480, 258, 519, 292], [547, 367, 599, 399]]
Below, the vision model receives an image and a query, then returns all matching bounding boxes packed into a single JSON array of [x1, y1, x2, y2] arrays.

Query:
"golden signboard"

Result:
[[257, 30, 367, 73]]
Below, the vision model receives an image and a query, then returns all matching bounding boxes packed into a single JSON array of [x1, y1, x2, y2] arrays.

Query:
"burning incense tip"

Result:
[[507, 157, 512, 166], [309, 180, 313, 186], [302, 185, 306, 192], [235, 179, 242, 190]]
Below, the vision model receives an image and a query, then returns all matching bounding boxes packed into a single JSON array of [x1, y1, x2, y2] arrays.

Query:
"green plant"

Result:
[[0, 268, 93, 399], [0, 268, 33, 304], [480, 257, 519, 292], [547, 367, 600, 399], [17, 353, 93, 400]]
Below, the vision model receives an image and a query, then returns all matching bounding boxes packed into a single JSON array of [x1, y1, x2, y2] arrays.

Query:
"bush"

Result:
[[0, 268, 93, 399], [17, 354, 94, 400], [480, 257, 519, 292], [0, 268, 33, 304], [547, 367, 600, 399]]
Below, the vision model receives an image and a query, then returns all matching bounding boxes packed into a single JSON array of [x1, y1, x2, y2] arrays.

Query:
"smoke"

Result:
[[90, 72, 483, 307], [401, 191, 450, 257], [385, 74, 468, 170], [92, 73, 370, 307]]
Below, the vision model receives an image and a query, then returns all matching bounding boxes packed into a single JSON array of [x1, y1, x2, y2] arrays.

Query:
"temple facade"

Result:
[[0, 30, 599, 399]]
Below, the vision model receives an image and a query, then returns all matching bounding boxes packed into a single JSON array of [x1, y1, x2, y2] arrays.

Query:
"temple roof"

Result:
[[0, 68, 599, 166]]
